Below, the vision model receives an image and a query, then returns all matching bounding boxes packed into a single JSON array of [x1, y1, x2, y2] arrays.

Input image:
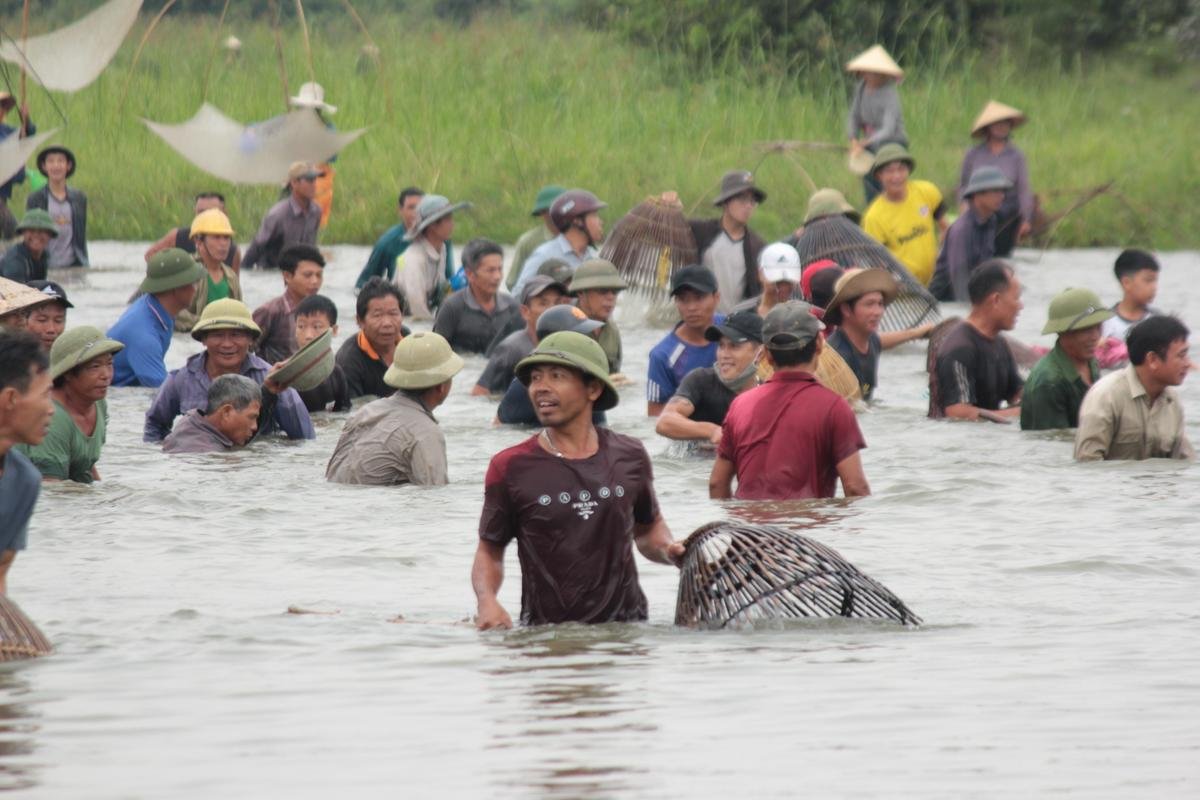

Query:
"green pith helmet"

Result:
[[384, 331, 465, 390], [871, 143, 915, 176], [1042, 287, 1114, 335], [804, 188, 860, 225], [531, 185, 567, 216], [190, 298, 263, 341], [515, 330, 619, 411], [15, 209, 59, 236], [140, 248, 205, 295], [568, 259, 628, 294], [49, 326, 124, 380]]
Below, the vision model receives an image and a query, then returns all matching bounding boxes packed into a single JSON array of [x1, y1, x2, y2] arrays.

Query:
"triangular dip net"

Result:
[[0, 0, 143, 93], [0, 128, 56, 187], [143, 103, 366, 185], [795, 214, 941, 332]]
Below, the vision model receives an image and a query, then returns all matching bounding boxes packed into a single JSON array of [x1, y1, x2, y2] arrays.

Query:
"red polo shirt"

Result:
[[717, 370, 866, 499]]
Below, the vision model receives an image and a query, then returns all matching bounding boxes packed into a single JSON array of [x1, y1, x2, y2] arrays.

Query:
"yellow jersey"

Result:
[[862, 179, 944, 286]]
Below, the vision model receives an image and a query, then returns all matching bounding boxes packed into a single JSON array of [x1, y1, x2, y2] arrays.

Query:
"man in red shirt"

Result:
[[472, 331, 684, 629], [710, 301, 870, 500]]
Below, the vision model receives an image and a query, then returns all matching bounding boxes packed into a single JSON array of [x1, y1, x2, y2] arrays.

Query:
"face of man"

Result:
[[25, 303, 67, 350], [214, 401, 260, 446], [878, 162, 910, 197], [521, 289, 565, 328], [1147, 338, 1190, 388], [172, 282, 199, 313], [427, 215, 454, 242], [43, 153, 71, 182], [723, 191, 758, 226], [64, 354, 114, 402], [576, 289, 617, 322], [528, 364, 600, 428], [582, 212, 604, 243], [291, 174, 317, 202], [2, 364, 53, 446], [1121, 269, 1159, 307], [715, 338, 760, 381], [283, 260, 324, 300], [360, 295, 403, 350], [972, 189, 1006, 217], [295, 312, 335, 349], [199, 234, 232, 264], [203, 329, 254, 374], [842, 291, 886, 335], [466, 254, 503, 298], [989, 273, 1023, 331], [400, 194, 424, 230], [22, 229, 51, 257], [673, 289, 719, 333], [772, 280, 797, 303], [1058, 324, 1102, 363]]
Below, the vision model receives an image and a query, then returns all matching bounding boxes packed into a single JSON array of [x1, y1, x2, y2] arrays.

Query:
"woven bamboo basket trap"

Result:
[[675, 522, 921, 629], [0, 596, 52, 661], [599, 197, 698, 302]]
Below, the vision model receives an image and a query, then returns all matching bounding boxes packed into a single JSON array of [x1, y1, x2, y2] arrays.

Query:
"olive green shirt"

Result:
[[16, 399, 107, 483], [1074, 364, 1194, 461], [596, 319, 623, 374], [1020, 344, 1098, 431], [505, 223, 556, 291]]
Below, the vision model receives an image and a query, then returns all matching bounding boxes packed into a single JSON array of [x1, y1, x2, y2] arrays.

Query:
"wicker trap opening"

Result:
[[0, 596, 52, 661]]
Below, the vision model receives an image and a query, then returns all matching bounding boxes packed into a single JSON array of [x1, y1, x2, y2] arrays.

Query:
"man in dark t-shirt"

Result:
[[472, 331, 684, 629], [929, 260, 1024, 420], [655, 310, 762, 445]]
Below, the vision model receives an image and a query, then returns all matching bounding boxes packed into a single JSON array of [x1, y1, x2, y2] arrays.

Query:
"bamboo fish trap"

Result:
[[675, 522, 921, 629], [794, 215, 940, 332], [0, 596, 52, 661], [599, 197, 698, 302]]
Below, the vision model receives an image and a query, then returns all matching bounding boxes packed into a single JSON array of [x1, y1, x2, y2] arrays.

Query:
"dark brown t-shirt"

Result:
[[479, 428, 661, 626]]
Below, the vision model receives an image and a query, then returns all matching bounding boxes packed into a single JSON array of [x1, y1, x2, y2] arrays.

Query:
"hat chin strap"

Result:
[[571, 218, 595, 247]]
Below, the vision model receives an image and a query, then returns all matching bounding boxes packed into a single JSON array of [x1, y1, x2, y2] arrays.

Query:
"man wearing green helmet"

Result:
[[472, 331, 684, 629], [0, 210, 58, 282]]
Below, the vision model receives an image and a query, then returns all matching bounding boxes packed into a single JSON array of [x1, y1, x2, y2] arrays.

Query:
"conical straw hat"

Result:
[[845, 45, 903, 78], [971, 100, 1026, 137], [0, 277, 53, 318]]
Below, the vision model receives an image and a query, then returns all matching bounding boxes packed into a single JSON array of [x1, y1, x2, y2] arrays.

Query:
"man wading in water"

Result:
[[472, 331, 684, 629]]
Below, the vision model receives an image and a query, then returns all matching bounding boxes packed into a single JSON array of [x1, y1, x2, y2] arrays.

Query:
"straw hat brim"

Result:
[[51, 338, 124, 380], [971, 102, 1027, 137], [823, 269, 899, 326], [290, 97, 338, 114], [0, 278, 55, 317], [268, 330, 334, 391], [847, 149, 876, 176], [845, 46, 904, 78]]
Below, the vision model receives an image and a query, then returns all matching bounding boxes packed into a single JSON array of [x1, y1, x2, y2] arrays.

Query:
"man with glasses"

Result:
[[688, 170, 768, 314], [1020, 288, 1113, 430], [242, 162, 324, 270]]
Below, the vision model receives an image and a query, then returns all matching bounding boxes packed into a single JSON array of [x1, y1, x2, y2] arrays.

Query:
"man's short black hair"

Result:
[[967, 259, 1014, 305], [1114, 248, 1160, 281], [398, 187, 424, 206], [195, 191, 225, 204], [278, 244, 326, 273], [767, 339, 818, 367], [356, 277, 407, 320], [1127, 315, 1189, 366], [0, 330, 49, 393], [296, 294, 338, 326], [462, 238, 503, 272]]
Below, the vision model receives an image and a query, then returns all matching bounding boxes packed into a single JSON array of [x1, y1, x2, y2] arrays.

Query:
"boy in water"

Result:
[[1101, 249, 1160, 342], [293, 295, 350, 413]]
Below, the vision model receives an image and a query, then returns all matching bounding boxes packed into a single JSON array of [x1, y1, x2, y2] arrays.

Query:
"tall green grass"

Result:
[[14, 12, 1199, 249]]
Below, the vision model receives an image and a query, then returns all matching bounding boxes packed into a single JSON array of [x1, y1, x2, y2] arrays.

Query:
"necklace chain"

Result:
[[541, 427, 594, 459]]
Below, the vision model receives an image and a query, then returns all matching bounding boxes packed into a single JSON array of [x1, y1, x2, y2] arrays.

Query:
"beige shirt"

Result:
[[325, 393, 449, 486], [1074, 364, 1193, 461], [396, 237, 447, 320]]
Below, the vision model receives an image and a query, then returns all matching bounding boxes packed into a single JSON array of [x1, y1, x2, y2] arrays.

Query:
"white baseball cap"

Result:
[[759, 242, 802, 283]]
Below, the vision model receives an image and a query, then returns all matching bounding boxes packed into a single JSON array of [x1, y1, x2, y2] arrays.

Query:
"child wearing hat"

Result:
[[26, 146, 88, 268], [845, 45, 908, 205]]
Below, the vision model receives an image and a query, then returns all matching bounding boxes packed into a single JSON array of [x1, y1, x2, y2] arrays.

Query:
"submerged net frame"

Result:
[[675, 522, 921, 629], [599, 197, 698, 303], [794, 215, 940, 332], [0, 595, 51, 661]]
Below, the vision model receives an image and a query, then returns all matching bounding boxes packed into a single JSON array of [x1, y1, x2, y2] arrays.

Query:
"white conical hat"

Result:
[[845, 45, 903, 78], [289, 82, 337, 114], [971, 100, 1027, 136]]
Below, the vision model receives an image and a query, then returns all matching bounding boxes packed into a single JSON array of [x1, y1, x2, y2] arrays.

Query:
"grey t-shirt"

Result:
[[702, 232, 746, 315], [0, 449, 39, 552], [673, 367, 737, 425], [46, 194, 74, 268], [476, 328, 535, 394]]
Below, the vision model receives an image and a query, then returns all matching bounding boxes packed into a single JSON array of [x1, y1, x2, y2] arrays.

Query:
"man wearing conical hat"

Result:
[[958, 100, 1034, 257], [143, 298, 314, 443], [1020, 288, 1113, 431], [326, 332, 463, 486], [845, 45, 908, 205]]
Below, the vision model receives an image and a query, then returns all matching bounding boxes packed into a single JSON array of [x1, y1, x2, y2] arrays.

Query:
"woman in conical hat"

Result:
[[845, 44, 907, 207], [957, 100, 1034, 257]]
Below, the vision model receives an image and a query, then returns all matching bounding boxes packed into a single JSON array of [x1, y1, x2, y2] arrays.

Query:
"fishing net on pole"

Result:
[[0, 128, 55, 188], [794, 215, 940, 332], [599, 197, 698, 303], [0, 596, 52, 661], [675, 522, 921, 629]]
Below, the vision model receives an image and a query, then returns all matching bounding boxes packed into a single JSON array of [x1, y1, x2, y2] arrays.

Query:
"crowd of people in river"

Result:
[[0, 46, 1192, 629]]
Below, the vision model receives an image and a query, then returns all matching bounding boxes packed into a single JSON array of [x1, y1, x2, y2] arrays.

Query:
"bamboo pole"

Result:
[[267, 0, 291, 110], [200, 0, 233, 104], [293, 0, 317, 86], [117, 0, 181, 113], [17, 0, 28, 134], [339, 0, 394, 115]]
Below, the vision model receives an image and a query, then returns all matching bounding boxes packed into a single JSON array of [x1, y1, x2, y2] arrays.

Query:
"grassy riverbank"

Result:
[[16, 12, 1200, 248]]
